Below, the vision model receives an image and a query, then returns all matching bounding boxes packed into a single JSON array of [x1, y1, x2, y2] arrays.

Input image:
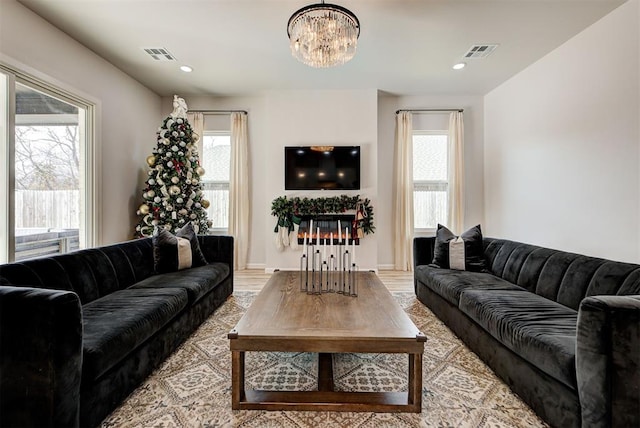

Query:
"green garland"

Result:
[[271, 195, 375, 235]]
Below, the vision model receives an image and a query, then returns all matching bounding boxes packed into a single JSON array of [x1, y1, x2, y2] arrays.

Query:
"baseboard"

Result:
[[264, 267, 379, 274], [245, 263, 266, 270], [377, 264, 395, 270]]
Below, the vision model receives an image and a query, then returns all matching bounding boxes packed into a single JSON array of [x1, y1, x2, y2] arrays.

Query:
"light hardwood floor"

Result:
[[233, 269, 414, 292]]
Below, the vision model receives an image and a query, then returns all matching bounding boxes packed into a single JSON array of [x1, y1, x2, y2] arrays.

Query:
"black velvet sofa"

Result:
[[0, 235, 234, 427], [413, 236, 640, 428]]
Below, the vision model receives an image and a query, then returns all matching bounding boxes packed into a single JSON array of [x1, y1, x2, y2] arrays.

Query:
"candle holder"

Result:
[[299, 240, 356, 297], [347, 262, 358, 297], [340, 249, 352, 294], [310, 246, 322, 294], [327, 254, 337, 292], [299, 252, 309, 292]]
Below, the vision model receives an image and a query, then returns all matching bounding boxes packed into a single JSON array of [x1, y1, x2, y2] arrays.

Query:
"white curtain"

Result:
[[187, 112, 204, 157], [393, 112, 414, 271], [448, 111, 464, 234], [229, 112, 250, 270]]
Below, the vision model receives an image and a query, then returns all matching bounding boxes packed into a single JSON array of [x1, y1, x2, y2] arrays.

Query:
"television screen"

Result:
[[285, 146, 361, 190]]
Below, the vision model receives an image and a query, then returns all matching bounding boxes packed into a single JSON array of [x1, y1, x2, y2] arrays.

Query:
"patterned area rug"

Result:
[[101, 292, 548, 427]]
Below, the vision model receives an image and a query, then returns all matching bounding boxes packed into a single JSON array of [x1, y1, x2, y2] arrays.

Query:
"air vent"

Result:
[[142, 47, 176, 61], [463, 44, 498, 59]]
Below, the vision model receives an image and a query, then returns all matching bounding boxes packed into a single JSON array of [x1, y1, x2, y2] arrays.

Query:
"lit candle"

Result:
[[345, 227, 349, 245], [352, 235, 356, 264], [309, 219, 314, 241], [303, 232, 307, 256], [337, 220, 341, 243], [317, 227, 320, 246], [323, 237, 327, 259], [330, 232, 334, 256]]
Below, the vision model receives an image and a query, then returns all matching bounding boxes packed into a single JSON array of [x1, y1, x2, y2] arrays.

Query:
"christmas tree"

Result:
[[135, 95, 211, 237]]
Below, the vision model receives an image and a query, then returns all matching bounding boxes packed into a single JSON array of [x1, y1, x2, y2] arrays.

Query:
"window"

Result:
[[0, 66, 95, 263], [413, 132, 448, 230], [201, 132, 230, 230]]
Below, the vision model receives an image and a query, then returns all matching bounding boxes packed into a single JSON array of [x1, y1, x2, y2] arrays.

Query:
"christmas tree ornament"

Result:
[[134, 96, 210, 238], [196, 166, 205, 176], [201, 199, 210, 209]]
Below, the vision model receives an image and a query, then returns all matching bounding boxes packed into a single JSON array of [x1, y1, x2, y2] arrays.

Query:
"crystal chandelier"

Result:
[[287, 1, 360, 68]]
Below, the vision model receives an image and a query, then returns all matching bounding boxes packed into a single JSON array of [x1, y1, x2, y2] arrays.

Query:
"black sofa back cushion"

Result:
[[0, 238, 157, 305], [483, 238, 640, 310]]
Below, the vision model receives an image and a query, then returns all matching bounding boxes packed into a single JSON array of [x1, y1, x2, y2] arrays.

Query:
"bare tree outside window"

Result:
[[14, 125, 79, 191]]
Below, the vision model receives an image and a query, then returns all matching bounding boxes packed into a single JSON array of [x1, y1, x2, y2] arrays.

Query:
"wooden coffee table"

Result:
[[228, 270, 426, 412]]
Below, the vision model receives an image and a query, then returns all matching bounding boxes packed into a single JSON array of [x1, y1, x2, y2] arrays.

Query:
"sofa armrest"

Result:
[[413, 237, 435, 293], [576, 295, 640, 428], [413, 237, 435, 269], [0, 286, 83, 427], [199, 235, 234, 268]]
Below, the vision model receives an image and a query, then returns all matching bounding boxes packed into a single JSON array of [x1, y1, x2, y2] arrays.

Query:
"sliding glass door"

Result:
[[0, 66, 95, 263]]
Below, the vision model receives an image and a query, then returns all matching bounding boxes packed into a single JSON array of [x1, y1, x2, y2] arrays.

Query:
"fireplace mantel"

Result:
[[270, 195, 375, 237]]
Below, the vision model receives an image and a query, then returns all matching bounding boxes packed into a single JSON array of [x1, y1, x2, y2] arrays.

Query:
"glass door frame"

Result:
[[0, 64, 97, 263]]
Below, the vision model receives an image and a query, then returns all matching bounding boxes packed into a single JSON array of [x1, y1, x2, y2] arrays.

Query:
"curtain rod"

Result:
[[395, 108, 463, 114], [188, 109, 248, 115]]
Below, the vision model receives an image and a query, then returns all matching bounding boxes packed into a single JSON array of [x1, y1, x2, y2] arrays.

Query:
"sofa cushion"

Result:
[[459, 289, 578, 389], [432, 224, 487, 272], [82, 287, 188, 381], [153, 223, 208, 273], [129, 263, 229, 304], [415, 265, 526, 306]]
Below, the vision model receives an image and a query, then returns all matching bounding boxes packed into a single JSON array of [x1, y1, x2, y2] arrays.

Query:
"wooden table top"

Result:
[[231, 271, 423, 343]]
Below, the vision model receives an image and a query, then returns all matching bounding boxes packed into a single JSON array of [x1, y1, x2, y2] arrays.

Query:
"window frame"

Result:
[[412, 130, 449, 234], [0, 64, 97, 263]]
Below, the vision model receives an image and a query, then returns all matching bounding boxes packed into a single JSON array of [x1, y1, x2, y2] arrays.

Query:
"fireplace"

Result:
[[298, 214, 359, 245]]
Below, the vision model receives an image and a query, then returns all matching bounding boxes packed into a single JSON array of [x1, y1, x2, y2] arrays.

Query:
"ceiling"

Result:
[[18, 0, 626, 97]]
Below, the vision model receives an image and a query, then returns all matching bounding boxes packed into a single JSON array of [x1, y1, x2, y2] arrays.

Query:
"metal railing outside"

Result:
[[15, 229, 79, 261]]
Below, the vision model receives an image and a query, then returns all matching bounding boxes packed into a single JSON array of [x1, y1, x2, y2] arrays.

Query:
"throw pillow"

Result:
[[152, 222, 208, 273], [432, 224, 487, 272]]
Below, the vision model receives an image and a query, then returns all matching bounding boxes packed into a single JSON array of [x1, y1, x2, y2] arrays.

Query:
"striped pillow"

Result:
[[152, 223, 207, 273], [432, 224, 487, 272]]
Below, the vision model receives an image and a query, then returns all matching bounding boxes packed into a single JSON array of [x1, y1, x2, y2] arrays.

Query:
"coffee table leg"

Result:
[[408, 353, 423, 410], [318, 352, 335, 391], [231, 350, 245, 409]]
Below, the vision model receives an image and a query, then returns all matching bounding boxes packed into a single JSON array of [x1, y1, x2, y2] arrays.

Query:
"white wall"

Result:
[[173, 90, 379, 271], [264, 90, 379, 271], [484, 0, 640, 262], [377, 94, 485, 268], [180, 90, 487, 271], [1, 0, 162, 245]]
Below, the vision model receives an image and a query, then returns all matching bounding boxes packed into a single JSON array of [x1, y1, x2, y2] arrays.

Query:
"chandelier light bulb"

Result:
[[287, 1, 360, 68]]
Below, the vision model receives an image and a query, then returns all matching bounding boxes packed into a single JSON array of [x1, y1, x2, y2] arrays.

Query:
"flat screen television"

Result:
[[285, 146, 361, 190]]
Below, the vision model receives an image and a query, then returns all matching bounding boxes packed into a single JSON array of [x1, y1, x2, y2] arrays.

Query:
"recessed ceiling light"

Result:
[[180, 65, 193, 73], [452, 62, 466, 70]]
